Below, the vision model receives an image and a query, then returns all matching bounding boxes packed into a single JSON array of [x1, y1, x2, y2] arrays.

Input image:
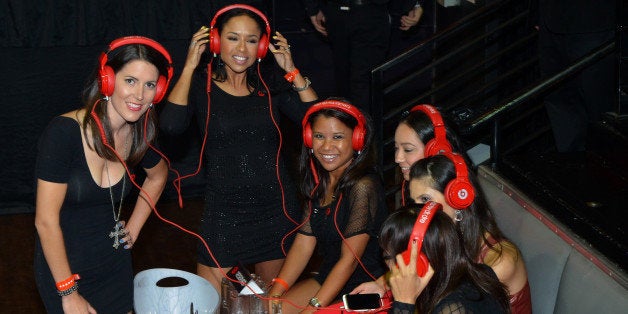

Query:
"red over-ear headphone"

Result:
[[302, 100, 367, 152], [98, 36, 173, 104], [441, 152, 475, 209], [209, 4, 271, 60], [410, 104, 452, 157], [401, 201, 442, 277]]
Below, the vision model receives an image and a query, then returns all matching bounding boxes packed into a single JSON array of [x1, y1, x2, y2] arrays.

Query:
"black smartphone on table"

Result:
[[342, 293, 382, 312]]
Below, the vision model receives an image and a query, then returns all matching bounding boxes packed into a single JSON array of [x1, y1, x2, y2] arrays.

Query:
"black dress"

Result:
[[299, 174, 388, 298], [34, 116, 161, 313], [160, 76, 313, 267]]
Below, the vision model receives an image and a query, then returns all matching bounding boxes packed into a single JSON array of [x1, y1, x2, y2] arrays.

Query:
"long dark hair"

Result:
[[210, 8, 267, 95], [82, 43, 170, 167], [409, 154, 506, 261], [379, 205, 510, 313], [299, 101, 379, 202]]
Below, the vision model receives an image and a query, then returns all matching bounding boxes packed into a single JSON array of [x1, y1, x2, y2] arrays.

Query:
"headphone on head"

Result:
[[302, 99, 367, 152], [209, 4, 271, 60], [410, 104, 453, 157], [98, 36, 173, 104], [440, 152, 475, 209], [401, 201, 442, 277]]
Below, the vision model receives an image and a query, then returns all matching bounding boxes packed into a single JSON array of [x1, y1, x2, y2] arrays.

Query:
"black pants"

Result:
[[323, 3, 391, 114], [538, 25, 615, 152]]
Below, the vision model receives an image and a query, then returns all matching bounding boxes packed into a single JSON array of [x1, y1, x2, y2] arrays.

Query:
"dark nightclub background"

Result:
[[0, 0, 323, 214]]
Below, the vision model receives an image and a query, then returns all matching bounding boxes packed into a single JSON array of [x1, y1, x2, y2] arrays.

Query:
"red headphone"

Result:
[[410, 104, 453, 157], [302, 99, 367, 152], [98, 36, 173, 104], [441, 152, 475, 209], [209, 4, 271, 60], [401, 201, 442, 277]]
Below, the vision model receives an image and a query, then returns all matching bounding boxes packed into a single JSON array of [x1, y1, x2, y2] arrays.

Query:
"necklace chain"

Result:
[[104, 136, 129, 222]]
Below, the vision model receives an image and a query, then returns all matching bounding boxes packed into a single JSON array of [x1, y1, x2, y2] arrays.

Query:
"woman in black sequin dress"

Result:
[[159, 4, 317, 293]]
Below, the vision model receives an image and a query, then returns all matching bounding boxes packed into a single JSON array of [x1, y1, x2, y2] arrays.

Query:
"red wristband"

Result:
[[56, 274, 81, 291], [284, 68, 300, 83], [272, 277, 290, 291]]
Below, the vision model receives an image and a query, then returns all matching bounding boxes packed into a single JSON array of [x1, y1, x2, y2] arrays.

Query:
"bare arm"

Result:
[[269, 31, 318, 102], [269, 233, 318, 297], [34, 179, 97, 313], [121, 159, 168, 249], [167, 27, 210, 106]]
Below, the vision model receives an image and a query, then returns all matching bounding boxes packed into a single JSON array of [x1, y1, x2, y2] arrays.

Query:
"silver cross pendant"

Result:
[[109, 222, 125, 249]]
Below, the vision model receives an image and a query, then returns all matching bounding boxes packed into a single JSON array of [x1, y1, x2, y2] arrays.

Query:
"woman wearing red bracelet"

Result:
[[268, 99, 388, 314], [159, 4, 318, 293], [34, 36, 170, 313]]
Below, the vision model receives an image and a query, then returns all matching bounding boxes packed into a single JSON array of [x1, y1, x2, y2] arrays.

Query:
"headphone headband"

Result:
[[98, 36, 173, 103], [410, 104, 452, 156], [209, 4, 271, 60], [302, 100, 367, 152], [401, 201, 442, 277]]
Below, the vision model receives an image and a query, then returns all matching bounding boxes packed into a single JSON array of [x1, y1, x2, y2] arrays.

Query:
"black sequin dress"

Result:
[[160, 77, 313, 267]]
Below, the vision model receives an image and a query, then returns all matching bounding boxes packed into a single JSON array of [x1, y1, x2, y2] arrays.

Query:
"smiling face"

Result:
[[311, 115, 355, 178], [395, 122, 426, 181], [408, 177, 456, 220], [108, 59, 159, 125], [219, 14, 262, 74]]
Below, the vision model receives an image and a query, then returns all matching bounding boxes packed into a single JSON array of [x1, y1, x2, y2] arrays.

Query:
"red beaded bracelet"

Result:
[[56, 274, 81, 292], [272, 277, 290, 291], [284, 68, 300, 83]]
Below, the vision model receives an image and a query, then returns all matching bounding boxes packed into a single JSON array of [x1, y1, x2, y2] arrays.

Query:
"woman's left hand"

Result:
[[270, 31, 296, 72], [119, 220, 136, 250]]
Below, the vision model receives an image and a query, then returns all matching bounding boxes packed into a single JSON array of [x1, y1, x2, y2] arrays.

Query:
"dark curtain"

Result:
[[0, 1, 217, 214]]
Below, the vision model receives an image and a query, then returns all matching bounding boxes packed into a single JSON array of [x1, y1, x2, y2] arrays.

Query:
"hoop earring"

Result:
[[454, 210, 463, 222], [310, 148, 314, 154]]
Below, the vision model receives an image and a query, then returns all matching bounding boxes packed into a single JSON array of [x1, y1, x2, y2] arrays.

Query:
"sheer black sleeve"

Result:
[[343, 175, 383, 238]]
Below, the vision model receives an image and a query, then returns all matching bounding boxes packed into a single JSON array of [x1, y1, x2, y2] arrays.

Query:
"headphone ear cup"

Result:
[[99, 65, 116, 97], [424, 138, 453, 157], [153, 75, 168, 103], [209, 28, 221, 55], [303, 123, 313, 148], [445, 178, 475, 209], [401, 248, 430, 277], [352, 126, 365, 152], [416, 253, 430, 277], [257, 33, 269, 59]]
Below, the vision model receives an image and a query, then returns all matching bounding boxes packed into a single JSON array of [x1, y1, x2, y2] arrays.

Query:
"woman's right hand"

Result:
[[61, 292, 97, 314], [185, 26, 210, 70], [350, 281, 387, 297], [388, 240, 434, 304]]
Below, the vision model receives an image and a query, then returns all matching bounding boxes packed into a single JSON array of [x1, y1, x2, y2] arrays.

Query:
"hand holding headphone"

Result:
[[400, 201, 442, 277], [208, 4, 271, 60]]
